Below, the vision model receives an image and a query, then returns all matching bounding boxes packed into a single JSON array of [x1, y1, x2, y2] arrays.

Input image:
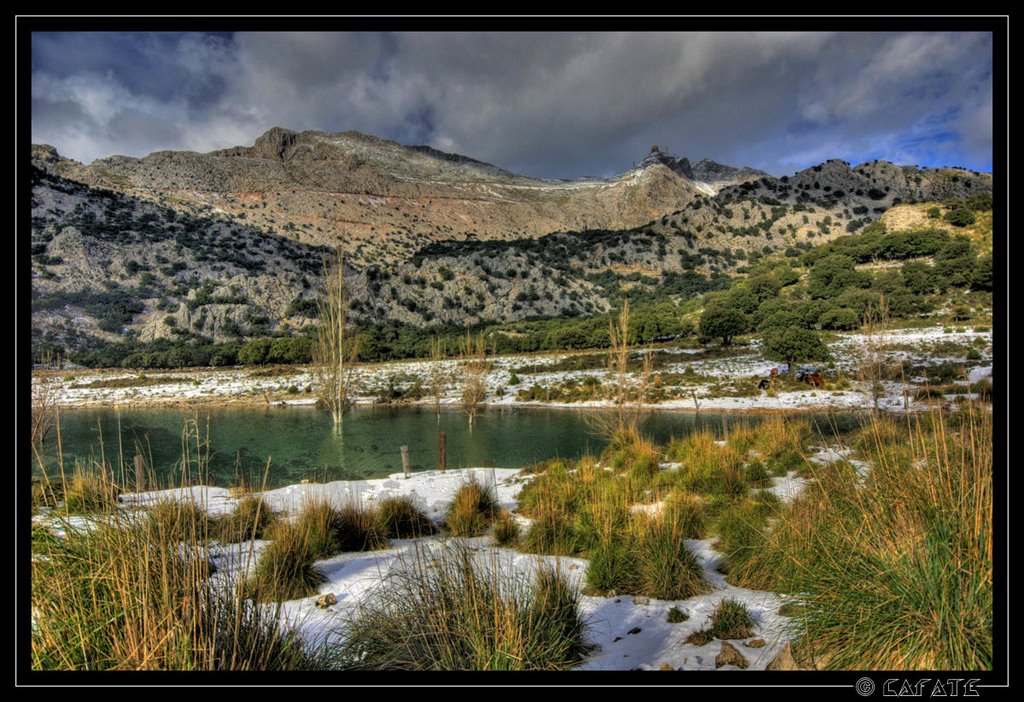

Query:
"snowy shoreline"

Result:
[[38, 325, 992, 415]]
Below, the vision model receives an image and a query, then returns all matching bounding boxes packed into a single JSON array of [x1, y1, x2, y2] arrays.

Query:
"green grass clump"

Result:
[[725, 424, 758, 456], [492, 509, 521, 546], [31, 511, 330, 670], [216, 495, 279, 543], [602, 429, 661, 484], [332, 502, 389, 551], [585, 540, 636, 595], [585, 510, 708, 600], [710, 599, 755, 639], [146, 499, 213, 544], [521, 511, 581, 556], [339, 544, 592, 670], [290, 499, 389, 557], [736, 409, 993, 669], [754, 417, 810, 470], [667, 606, 689, 623], [634, 512, 708, 600], [444, 480, 500, 536], [765, 449, 809, 477], [31, 478, 60, 514], [664, 491, 707, 539], [716, 497, 776, 571], [686, 629, 714, 646], [245, 520, 326, 603], [745, 458, 770, 483], [292, 499, 342, 559], [667, 431, 746, 497], [62, 469, 120, 514], [377, 495, 436, 539]]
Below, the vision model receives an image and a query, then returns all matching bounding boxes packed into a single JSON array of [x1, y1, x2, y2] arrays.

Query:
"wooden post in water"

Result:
[[133, 454, 146, 492], [401, 448, 413, 480], [401, 445, 411, 479], [438, 432, 447, 473]]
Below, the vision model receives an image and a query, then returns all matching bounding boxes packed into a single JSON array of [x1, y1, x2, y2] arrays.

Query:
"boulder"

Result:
[[315, 592, 337, 609], [715, 641, 748, 669]]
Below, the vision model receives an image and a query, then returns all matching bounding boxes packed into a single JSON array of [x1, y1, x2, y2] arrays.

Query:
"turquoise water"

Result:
[[35, 406, 863, 489]]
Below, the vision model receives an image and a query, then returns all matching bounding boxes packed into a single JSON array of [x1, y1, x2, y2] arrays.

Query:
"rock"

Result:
[[627, 626, 642, 635], [778, 603, 805, 617], [766, 642, 798, 671], [613, 636, 623, 643], [568, 564, 578, 570], [633, 596, 650, 605], [745, 639, 766, 648], [659, 663, 674, 671], [314, 593, 337, 609], [715, 641, 748, 669]]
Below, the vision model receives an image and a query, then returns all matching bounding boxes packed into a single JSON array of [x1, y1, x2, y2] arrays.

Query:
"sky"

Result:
[[30, 31, 994, 179]]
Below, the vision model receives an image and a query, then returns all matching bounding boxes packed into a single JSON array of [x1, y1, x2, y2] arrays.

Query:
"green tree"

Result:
[[944, 207, 976, 227], [761, 327, 830, 366], [238, 338, 273, 365], [902, 261, 936, 295], [700, 301, 748, 346], [819, 307, 861, 330], [759, 310, 802, 331], [971, 254, 993, 291], [808, 254, 869, 298]]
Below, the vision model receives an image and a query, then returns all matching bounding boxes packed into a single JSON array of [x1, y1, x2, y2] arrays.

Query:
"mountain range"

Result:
[[29, 128, 992, 357]]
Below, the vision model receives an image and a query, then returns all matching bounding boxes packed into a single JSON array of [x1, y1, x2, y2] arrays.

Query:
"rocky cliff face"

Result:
[[718, 159, 991, 215], [32, 128, 721, 269]]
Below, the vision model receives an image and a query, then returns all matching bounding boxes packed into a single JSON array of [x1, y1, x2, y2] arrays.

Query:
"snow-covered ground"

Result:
[[40, 325, 991, 415], [71, 449, 857, 672]]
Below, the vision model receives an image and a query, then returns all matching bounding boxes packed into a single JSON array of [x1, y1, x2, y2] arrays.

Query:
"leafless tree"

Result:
[[312, 253, 360, 428], [428, 336, 448, 420], [31, 351, 63, 450], [590, 299, 652, 439], [459, 332, 488, 428]]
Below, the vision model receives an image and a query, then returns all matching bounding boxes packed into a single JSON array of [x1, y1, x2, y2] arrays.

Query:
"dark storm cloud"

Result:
[[30, 31, 993, 177]]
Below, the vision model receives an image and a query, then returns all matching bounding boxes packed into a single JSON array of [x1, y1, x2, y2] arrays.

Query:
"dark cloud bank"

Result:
[[31, 31, 993, 178]]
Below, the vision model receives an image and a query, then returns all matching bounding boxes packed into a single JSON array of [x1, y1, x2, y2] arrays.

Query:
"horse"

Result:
[[803, 373, 824, 388], [758, 378, 771, 391]]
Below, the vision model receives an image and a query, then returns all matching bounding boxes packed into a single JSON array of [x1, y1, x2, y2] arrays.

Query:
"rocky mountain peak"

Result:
[[638, 148, 694, 179], [250, 126, 299, 160]]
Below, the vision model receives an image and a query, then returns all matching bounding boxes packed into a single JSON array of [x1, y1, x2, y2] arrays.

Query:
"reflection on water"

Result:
[[35, 405, 863, 489]]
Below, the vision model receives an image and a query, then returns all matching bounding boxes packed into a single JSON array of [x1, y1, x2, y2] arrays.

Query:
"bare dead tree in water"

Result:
[[589, 299, 653, 439], [312, 253, 360, 428], [428, 336, 448, 420], [459, 332, 488, 429], [32, 351, 63, 452]]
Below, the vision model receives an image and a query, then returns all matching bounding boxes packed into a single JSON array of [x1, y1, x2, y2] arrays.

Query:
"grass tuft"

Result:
[[339, 544, 592, 670], [377, 495, 436, 539], [32, 511, 332, 670], [244, 520, 326, 603], [216, 495, 278, 543], [667, 606, 689, 623], [710, 599, 755, 639], [62, 468, 120, 514], [443, 480, 500, 536], [492, 508, 521, 546]]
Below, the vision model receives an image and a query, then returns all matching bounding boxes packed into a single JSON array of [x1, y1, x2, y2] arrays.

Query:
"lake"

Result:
[[34, 405, 864, 489]]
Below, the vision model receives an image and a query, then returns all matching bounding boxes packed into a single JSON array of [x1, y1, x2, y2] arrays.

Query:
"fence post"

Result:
[[401, 445, 410, 479]]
